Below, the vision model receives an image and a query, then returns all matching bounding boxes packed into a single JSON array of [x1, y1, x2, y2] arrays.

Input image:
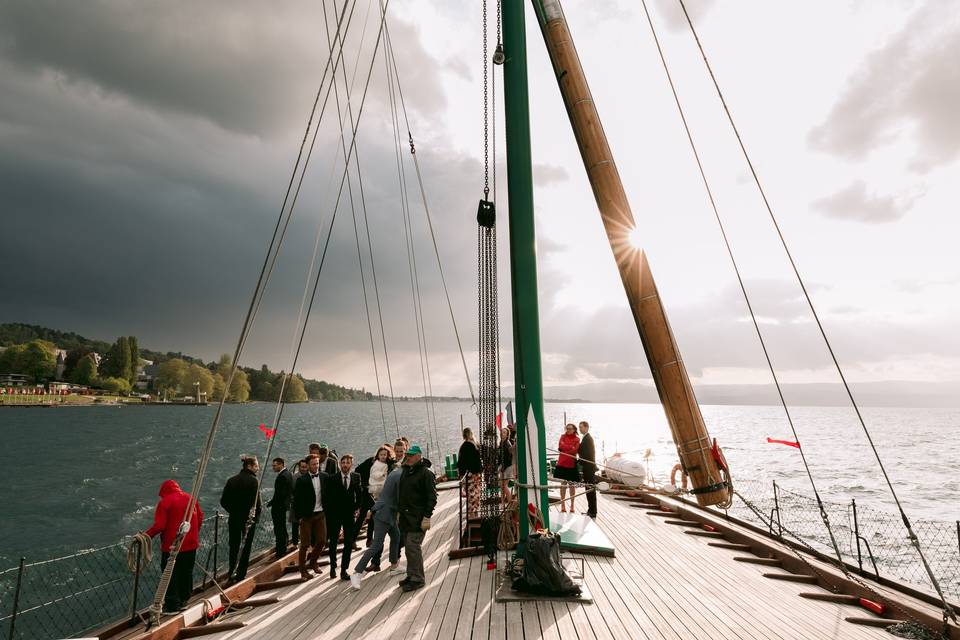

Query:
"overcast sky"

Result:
[[1, 0, 958, 405]]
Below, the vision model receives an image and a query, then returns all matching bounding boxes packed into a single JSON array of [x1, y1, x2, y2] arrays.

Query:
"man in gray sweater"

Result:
[[349, 466, 403, 588]]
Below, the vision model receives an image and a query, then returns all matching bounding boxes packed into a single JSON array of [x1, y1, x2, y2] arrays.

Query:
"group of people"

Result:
[[455, 425, 517, 516], [140, 437, 439, 613], [554, 420, 598, 518]]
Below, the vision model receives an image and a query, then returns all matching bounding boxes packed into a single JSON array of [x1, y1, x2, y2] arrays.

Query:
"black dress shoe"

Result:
[[340, 572, 350, 581], [398, 577, 411, 586], [329, 567, 337, 579], [401, 581, 425, 592]]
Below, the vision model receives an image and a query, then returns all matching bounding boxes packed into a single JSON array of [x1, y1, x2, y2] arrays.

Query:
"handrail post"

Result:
[[852, 499, 863, 572], [128, 540, 143, 623], [9, 557, 25, 640], [213, 512, 221, 581], [772, 481, 783, 538]]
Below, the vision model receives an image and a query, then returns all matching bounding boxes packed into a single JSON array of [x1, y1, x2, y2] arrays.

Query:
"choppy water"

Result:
[[0, 401, 957, 567]]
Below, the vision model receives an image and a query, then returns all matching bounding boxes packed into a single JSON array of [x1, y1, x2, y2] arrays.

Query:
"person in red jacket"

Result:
[[143, 479, 203, 612], [554, 423, 581, 513]]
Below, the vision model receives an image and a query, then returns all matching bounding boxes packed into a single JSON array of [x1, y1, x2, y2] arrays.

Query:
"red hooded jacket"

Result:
[[145, 480, 203, 553], [556, 432, 580, 469]]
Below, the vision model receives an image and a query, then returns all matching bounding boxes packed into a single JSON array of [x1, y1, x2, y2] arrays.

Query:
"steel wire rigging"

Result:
[[672, 0, 956, 625]]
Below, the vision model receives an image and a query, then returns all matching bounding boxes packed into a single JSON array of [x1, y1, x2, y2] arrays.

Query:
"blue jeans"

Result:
[[354, 516, 400, 573]]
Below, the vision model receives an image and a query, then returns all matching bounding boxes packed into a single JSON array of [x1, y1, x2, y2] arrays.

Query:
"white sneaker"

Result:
[[388, 563, 404, 575], [349, 573, 362, 590]]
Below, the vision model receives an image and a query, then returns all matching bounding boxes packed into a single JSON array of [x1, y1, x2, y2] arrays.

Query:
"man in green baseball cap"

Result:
[[396, 444, 436, 592]]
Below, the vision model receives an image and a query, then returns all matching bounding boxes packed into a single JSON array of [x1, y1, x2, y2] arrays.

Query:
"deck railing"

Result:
[[0, 511, 277, 640], [724, 478, 960, 602]]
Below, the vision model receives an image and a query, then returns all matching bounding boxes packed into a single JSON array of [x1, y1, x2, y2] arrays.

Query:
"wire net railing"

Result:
[[721, 478, 960, 602], [0, 511, 277, 640]]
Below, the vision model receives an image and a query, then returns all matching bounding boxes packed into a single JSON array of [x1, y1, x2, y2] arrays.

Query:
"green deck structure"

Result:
[[551, 510, 616, 557]]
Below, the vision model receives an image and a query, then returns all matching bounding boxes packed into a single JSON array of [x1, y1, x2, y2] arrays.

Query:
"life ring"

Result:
[[670, 464, 689, 491]]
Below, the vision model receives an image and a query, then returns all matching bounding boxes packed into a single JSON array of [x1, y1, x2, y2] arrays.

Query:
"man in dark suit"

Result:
[[267, 457, 294, 558], [293, 454, 327, 579], [322, 453, 363, 580], [219, 456, 261, 580], [578, 421, 597, 518]]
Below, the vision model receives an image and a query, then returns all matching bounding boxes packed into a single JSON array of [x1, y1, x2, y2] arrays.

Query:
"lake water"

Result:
[[1, 400, 957, 566]]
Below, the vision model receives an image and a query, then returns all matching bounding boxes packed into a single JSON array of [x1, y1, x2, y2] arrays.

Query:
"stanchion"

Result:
[[9, 557, 25, 640], [128, 541, 143, 623]]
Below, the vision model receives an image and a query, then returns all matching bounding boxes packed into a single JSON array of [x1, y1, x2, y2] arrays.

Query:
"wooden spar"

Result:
[[530, 0, 730, 507]]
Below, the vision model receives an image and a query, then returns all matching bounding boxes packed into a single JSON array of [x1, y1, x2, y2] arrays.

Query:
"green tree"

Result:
[[127, 336, 139, 384], [211, 373, 226, 401], [62, 349, 89, 380], [229, 368, 250, 402], [182, 363, 214, 399], [157, 358, 188, 396], [20, 340, 57, 383], [282, 374, 308, 403], [99, 376, 131, 395], [70, 354, 98, 386], [0, 344, 26, 374]]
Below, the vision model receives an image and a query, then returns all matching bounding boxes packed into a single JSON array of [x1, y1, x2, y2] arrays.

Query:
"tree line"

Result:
[[0, 324, 374, 402]]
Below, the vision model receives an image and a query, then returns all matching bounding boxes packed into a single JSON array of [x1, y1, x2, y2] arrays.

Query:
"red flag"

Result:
[[258, 423, 276, 440], [495, 412, 503, 428], [767, 437, 800, 449]]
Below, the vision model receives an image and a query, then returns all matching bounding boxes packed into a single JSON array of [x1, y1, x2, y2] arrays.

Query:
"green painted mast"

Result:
[[502, 0, 550, 539]]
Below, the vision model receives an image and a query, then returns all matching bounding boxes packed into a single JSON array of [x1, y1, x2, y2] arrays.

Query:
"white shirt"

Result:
[[311, 473, 323, 513]]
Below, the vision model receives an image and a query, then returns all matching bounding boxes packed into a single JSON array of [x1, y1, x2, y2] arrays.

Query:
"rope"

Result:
[[228, 0, 390, 584], [323, 0, 388, 441], [381, 15, 477, 406], [381, 18, 439, 458], [638, 0, 840, 562], [126, 533, 153, 573], [676, 0, 956, 622], [147, 1, 356, 619], [498, 498, 519, 549]]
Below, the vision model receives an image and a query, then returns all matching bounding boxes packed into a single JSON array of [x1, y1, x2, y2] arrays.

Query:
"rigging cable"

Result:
[[381, 17, 478, 409], [227, 0, 370, 582], [381, 24, 441, 458], [322, 0, 390, 441], [227, 0, 398, 588], [675, 0, 956, 624], [637, 0, 843, 564], [148, 0, 355, 618]]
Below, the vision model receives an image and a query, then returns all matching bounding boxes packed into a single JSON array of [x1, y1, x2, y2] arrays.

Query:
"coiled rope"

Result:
[[126, 533, 153, 573]]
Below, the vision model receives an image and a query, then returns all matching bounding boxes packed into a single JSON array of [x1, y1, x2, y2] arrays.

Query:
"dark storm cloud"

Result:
[[0, 0, 477, 379], [808, 3, 960, 172], [811, 180, 917, 224], [0, 0, 446, 137]]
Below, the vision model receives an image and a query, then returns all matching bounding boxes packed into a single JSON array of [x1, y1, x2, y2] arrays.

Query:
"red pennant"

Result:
[[766, 437, 800, 449], [258, 423, 276, 440], [495, 412, 503, 428]]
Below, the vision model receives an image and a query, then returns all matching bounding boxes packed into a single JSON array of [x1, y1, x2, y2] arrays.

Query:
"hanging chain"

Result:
[[482, 0, 490, 199]]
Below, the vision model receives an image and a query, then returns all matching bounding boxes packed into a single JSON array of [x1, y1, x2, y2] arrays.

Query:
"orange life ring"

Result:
[[670, 464, 689, 490]]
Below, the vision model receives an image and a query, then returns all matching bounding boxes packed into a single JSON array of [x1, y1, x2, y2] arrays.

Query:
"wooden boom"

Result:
[[531, 0, 730, 507]]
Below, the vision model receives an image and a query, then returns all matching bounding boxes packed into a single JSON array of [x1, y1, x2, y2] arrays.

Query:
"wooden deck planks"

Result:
[[183, 491, 896, 640]]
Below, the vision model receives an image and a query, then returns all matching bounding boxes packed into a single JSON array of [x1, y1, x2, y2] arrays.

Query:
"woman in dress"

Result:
[[457, 427, 483, 517], [498, 426, 515, 504], [554, 423, 581, 513]]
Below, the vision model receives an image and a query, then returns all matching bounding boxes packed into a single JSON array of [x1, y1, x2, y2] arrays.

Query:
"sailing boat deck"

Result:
[[184, 490, 898, 640]]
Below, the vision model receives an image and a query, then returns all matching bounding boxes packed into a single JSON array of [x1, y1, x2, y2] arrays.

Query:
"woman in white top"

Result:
[[368, 446, 393, 500]]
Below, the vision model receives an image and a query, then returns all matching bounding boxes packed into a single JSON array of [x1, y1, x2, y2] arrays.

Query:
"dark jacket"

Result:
[[220, 468, 261, 520], [356, 456, 396, 492], [457, 441, 482, 477], [398, 459, 437, 533], [322, 471, 363, 516], [372, 468, 402, 524], [145, 480, 203, 553], [267, 467, 294, 513], [320, 456, 338, 475], [579, 432, 596, 475], [293, 471, 326, 520], [499, 438, 514, 469]]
